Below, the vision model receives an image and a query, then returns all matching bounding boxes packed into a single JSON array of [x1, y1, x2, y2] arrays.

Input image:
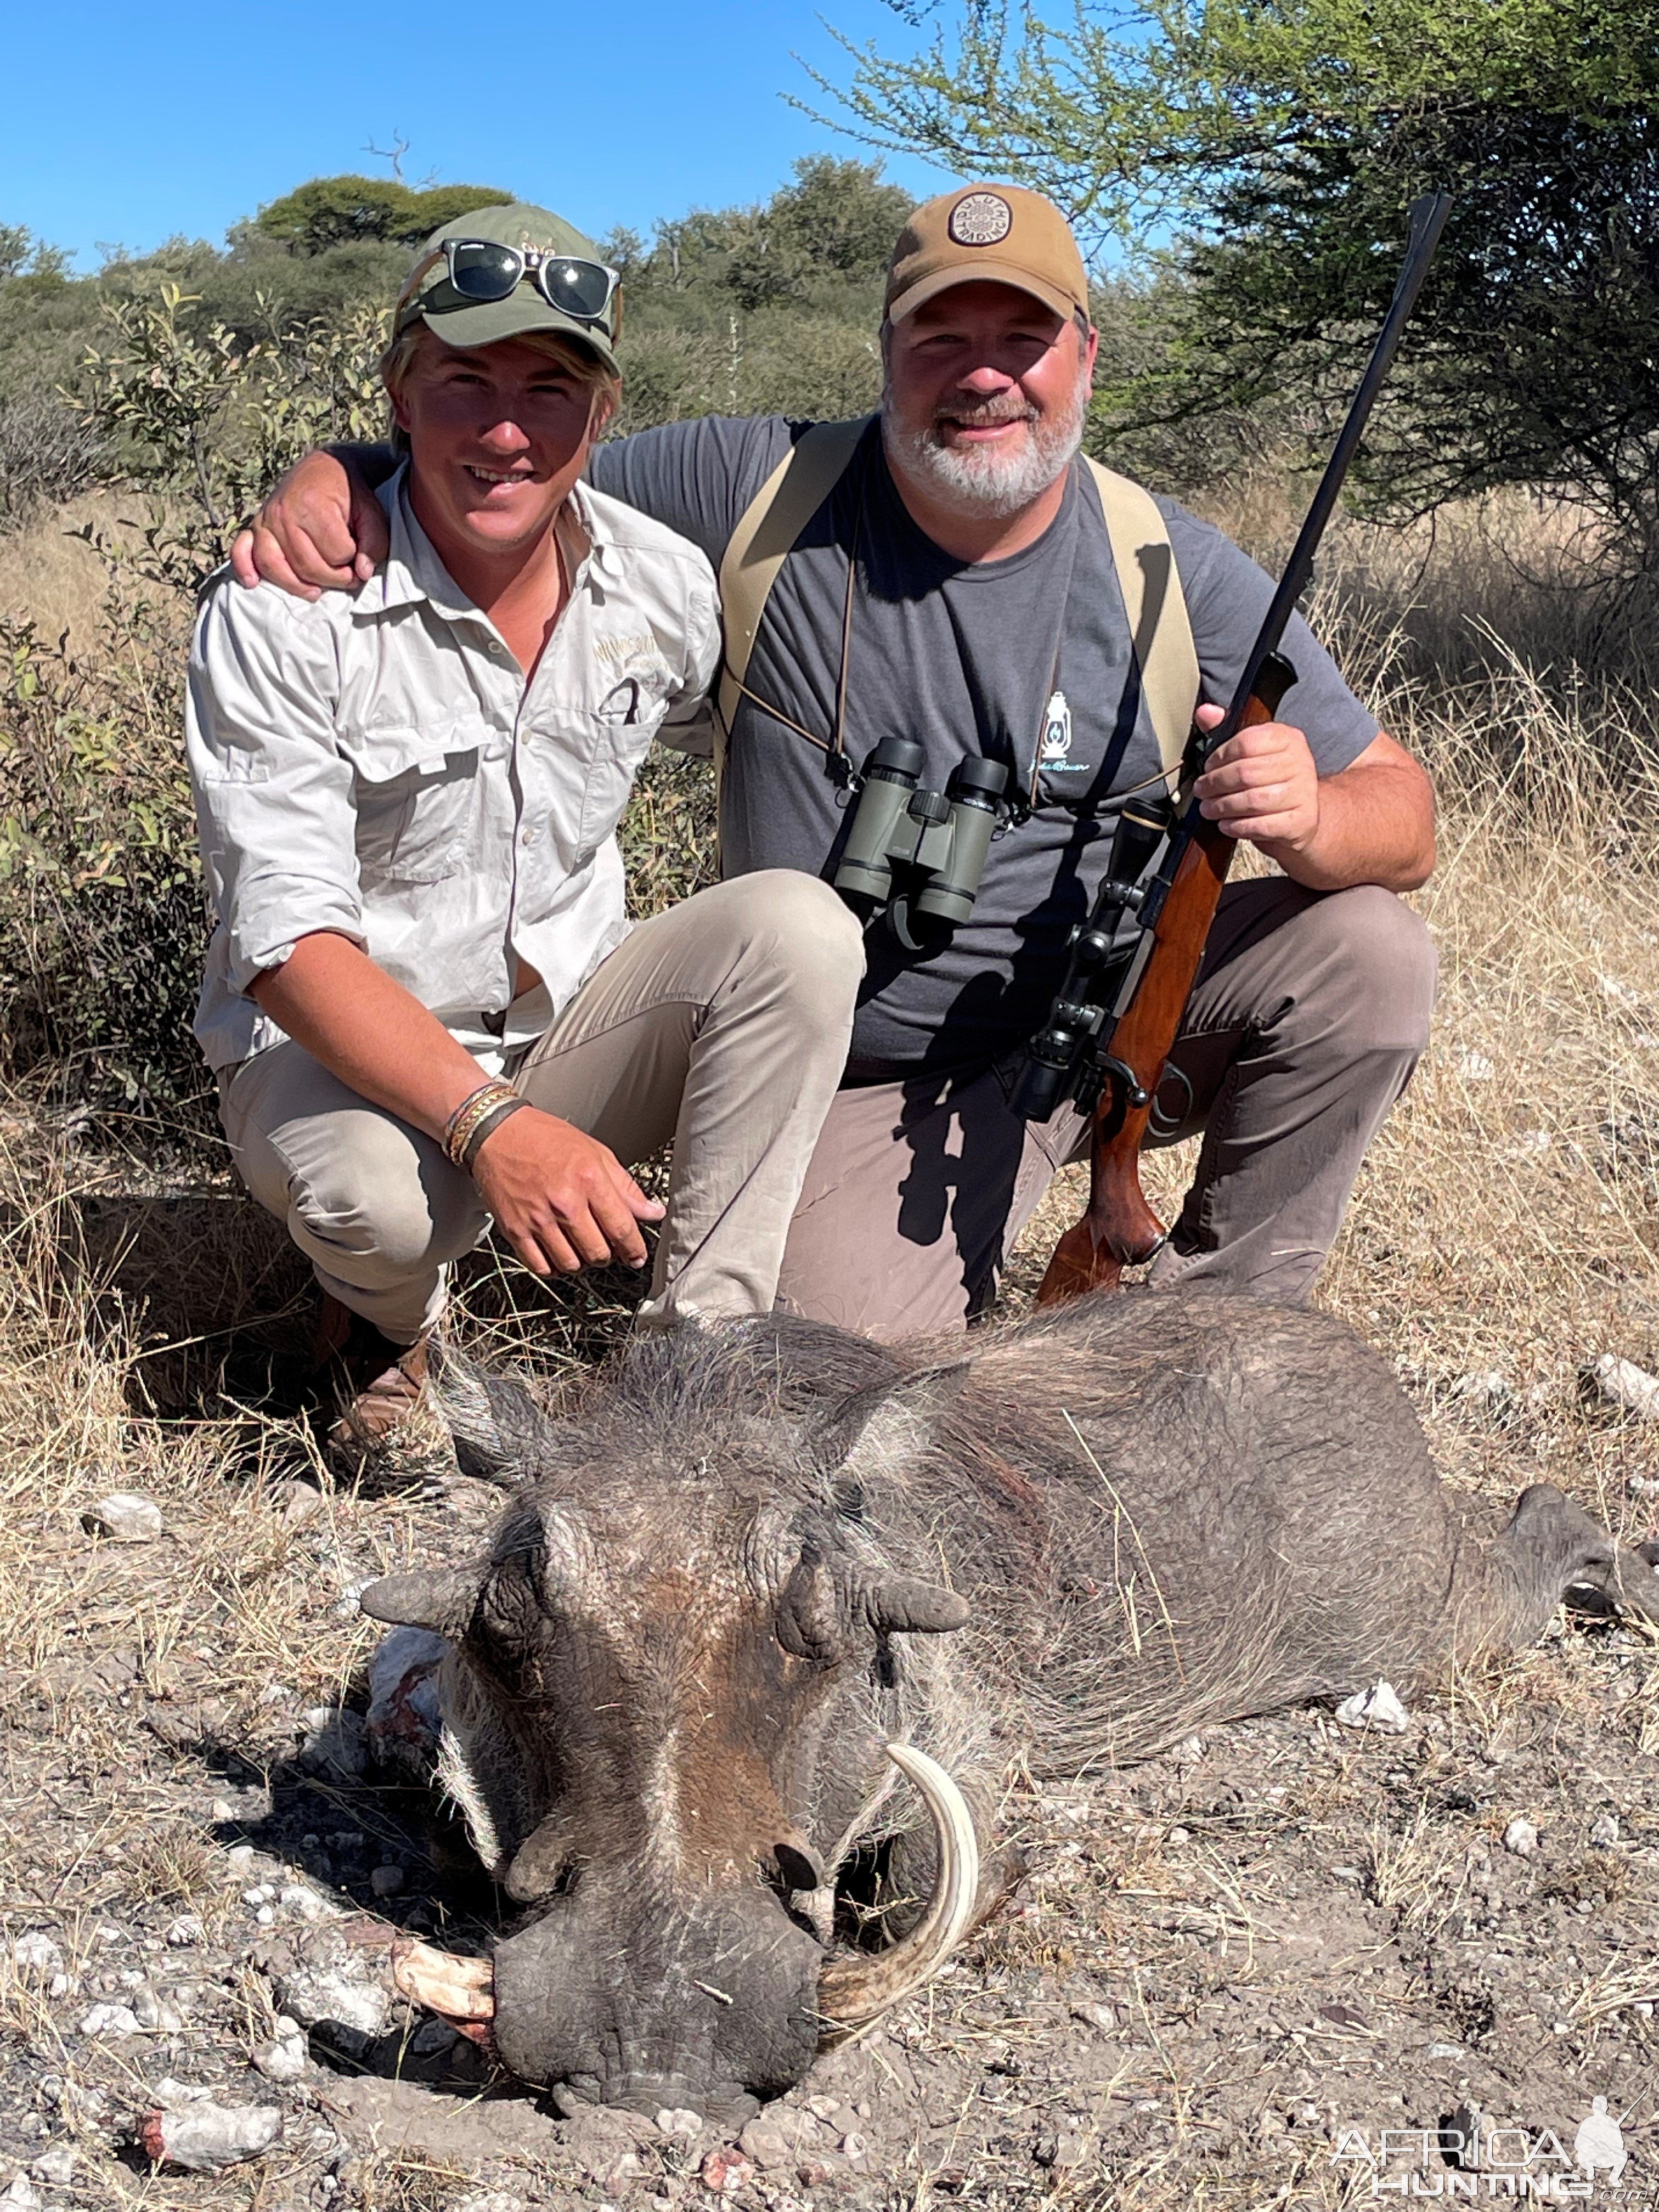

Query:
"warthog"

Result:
[[362, 1293, 1655, 2123]]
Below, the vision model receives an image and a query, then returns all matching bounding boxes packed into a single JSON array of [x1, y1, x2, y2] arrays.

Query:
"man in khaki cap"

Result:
[[189, 201, 863, 1454], [233, 183, 1437, 1339]]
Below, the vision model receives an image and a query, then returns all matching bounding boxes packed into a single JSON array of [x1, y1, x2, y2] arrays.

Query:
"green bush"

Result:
[[0, 594, 207, 1139]]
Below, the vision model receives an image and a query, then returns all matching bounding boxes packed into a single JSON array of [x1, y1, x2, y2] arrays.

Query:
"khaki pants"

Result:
[[220, 871, 865, 1342], [775, 879, 1437, 1340]]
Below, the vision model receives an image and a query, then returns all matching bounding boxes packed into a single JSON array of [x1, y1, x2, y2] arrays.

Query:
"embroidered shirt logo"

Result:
[[1039, 689, 1088, 774], [948, 192, 1014, 247]]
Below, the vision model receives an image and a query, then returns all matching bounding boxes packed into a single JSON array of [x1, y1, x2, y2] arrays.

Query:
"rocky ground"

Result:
[[2, 1187, 1658, 2212]]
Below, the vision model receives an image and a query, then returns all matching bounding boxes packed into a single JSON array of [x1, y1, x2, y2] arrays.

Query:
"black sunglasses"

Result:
[[402, 240, 620, 328]]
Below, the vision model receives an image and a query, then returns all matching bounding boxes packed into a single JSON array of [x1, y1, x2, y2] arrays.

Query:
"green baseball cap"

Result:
[[395, 201, 622, 376]]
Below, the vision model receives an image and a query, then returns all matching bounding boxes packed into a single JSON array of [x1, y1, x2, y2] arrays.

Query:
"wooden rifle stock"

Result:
[[1035, 683, 1286, 1306]]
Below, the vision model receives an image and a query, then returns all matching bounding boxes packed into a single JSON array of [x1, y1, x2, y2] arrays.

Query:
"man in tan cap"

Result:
[[232, 183, 1436, 1339], [190, 201, 863, 1454]]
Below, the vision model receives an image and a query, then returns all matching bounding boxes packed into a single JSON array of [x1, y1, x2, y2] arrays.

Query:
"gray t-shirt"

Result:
[[590, 415, 1379, 1080]]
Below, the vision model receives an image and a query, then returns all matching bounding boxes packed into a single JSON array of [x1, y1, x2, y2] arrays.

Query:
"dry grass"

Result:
[[3, 488, 1659, 2203], [0, 494, 139, 650]]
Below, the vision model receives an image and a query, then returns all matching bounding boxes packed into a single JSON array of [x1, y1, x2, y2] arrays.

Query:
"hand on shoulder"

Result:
[[230, 447, 393, 598]]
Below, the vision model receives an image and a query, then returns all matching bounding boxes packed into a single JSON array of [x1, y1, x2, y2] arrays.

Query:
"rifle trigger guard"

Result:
[[1099, 1057, 1150, 1112], [1147, 1059, 1193, 1137]]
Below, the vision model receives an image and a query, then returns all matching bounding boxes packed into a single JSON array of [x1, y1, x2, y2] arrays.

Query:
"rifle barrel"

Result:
[[1213, 191, 1452, 751]]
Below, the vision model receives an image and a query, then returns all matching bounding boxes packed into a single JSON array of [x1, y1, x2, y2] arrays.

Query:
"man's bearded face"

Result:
[[880, 286, 1094, 525]]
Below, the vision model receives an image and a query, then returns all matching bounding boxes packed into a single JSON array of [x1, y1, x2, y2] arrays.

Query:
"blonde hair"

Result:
[[380, 321, 619, 450]]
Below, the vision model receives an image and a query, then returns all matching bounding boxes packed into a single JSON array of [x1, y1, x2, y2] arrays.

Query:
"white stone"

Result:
[[78, 2002, 139, 2038], [132, 1988, 185, 2034], [1452, 1369, 1509, 1407], [274, 1959, 391, 2041], [654, 2108, 702, 2141], [272, 1480, 323, 1528], [3, 2178, 42, 2211], [1590, 1813, 1620, 1847], [253, 2028, 308, 2083], [42, 2081, 108, 2129], [1588, 1353, 1659, 1419], [279, 1885, 328, 1922], [1503, 1818, 1539, 1857], [224, 1845, 256, 1878], [29, 2149, 75, 2187], [297, 1708, 368, 1780], [1334, 1681, 1410, 1735], [1454, 1049, 1495, 1081], [1630, 1473, 1659, 1498], [839, 2133, 869, 2161], [81, 1492, 163, 1541], [149, 2077, 213, 2109], [9, 1935, 63, 1976], [165, 1915, 204, 1946]]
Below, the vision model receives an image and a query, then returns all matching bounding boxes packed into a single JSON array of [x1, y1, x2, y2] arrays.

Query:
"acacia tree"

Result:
[[822, 0, 1659, 569]]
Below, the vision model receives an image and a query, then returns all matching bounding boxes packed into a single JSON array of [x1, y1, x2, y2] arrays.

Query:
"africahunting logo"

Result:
[[1331, 2101, 1638, 2199]]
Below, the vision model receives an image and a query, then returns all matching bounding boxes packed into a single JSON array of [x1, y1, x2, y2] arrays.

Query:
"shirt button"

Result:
[[521, 827, 535, 847]]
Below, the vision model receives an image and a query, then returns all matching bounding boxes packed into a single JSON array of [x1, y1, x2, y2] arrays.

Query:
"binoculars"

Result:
[[833, 736, 1009, 950]]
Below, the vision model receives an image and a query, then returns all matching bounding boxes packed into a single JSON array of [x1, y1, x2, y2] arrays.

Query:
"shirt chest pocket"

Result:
[[540, 668, 675, 860], [337, 723, 491, 887]]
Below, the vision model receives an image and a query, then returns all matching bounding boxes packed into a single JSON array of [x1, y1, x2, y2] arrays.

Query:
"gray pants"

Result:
[[775, 879, 1437, 1339], [220, 872, 865, 1341]]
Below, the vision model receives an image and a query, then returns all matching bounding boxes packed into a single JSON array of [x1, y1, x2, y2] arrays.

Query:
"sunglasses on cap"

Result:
[[400, 239, 621, 329]]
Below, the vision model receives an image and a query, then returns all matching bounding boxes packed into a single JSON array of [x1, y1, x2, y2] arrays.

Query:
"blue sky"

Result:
[[2, 0, 953, 270]]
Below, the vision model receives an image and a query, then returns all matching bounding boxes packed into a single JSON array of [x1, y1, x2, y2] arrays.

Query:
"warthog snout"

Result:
[[490, 1876, 823, 2124]]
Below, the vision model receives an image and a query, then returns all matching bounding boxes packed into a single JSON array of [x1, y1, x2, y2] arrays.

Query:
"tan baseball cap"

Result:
[[884, 184, 1090, 325]]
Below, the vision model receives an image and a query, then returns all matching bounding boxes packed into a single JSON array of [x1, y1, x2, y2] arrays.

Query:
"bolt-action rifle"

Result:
[[1014, 191, 1452, 1304]]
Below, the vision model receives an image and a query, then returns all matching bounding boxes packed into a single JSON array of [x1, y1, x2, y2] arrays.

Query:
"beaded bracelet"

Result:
[[443, 1079, 520, 1169]]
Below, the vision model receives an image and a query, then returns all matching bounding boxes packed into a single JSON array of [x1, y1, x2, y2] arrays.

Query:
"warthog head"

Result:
[[360, 1331, 977, 2123]]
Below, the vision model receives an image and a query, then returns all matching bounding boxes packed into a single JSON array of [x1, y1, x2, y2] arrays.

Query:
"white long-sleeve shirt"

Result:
[[187, 466, 720, 1074]]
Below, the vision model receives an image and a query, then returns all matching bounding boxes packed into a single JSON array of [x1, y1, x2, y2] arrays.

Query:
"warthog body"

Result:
[[364, 1293, 1654, 2123]]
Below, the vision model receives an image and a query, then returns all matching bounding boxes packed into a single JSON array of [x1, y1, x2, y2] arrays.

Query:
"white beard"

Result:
[[882, 363, 1091, 523]]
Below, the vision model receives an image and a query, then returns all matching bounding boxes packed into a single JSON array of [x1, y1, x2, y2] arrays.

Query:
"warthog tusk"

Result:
[[391, 1935, 496, 2034], [816, 1742, 979, 2035]]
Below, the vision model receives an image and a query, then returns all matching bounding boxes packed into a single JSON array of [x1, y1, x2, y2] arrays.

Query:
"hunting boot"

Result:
[[313, 1296, 448, 1481]]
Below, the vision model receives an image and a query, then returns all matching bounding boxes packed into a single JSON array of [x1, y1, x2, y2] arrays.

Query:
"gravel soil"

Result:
[[3, 1329, 1657, 2212]]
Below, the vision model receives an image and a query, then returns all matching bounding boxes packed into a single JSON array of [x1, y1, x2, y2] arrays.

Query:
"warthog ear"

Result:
[[359, 1561, 485, 1639], [812, 1362, 972, 1484]]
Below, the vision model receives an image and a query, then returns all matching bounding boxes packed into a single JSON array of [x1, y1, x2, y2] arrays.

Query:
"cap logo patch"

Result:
[[948, 191, 1014, 247]]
